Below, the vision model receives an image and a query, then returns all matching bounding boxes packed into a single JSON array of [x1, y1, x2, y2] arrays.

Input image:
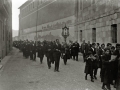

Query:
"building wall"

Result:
[[75, 0, 120, 44], [0, 0, 12, 59], [19, 0, 76, 43]]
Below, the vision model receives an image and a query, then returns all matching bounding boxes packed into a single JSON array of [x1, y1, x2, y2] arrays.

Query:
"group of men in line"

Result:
[[13, 39, 80, 72], [81, 40, 120, 90], [13, 39, 120, 90]]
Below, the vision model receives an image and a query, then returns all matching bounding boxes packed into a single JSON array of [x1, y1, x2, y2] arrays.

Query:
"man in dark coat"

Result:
[[23, 41, 27, 58], [98, 44, 105, 77], [37, 42, 44, 64], [114, 44, 120, 89], [46, 42, 54, 69], [81, 40, 88, 62], [61, 43, 70, 65], [69, 40, 73, 59], [86, 41, 91, 53], [72, 41, 79, 61], [53, 39, 61, 72], [117, 54, 120, 90], [29, 41, 33, 60], [24, 41, 30, 58], [31, 42, 37, 61]]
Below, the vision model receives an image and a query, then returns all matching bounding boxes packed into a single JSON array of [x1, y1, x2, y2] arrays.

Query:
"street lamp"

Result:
[[62, 24, 69, 43]]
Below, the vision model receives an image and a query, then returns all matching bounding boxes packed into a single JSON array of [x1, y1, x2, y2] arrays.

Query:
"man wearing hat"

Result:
[[53, 39, 61, 72]]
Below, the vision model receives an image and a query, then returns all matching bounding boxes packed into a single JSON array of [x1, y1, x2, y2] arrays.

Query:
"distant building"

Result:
[[19, 0, 76, 42], [75, 0, 120, 44], [0, 0, 12, 58], [12, 30, 18, 37], [13, 36, 19, 41]]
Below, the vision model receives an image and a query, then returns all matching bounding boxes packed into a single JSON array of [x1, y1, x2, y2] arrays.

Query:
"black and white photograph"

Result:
[[0, 0, 120, 90]]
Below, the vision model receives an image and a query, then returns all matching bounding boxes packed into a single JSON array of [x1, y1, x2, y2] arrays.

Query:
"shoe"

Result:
[[94, 76, 97, 80], [107, 85, 111, 90], [114, 84, 117, 88], [91, 79, 94, 82], [57, 70, 60, 72], [85, 76, 87, 80], [48, 66, 51, 69], [102, 85, 105, 89]]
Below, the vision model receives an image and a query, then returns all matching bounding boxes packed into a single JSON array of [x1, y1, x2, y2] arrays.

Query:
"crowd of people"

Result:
[[13, 39, 79, 72], [81, 40, 120, 90], [13, 39, 120, 90]]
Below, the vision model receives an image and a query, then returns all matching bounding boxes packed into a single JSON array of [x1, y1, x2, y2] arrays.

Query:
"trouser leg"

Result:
[[57, 57, 60, 71], [47, 57, 51, 68], [76, 54, 78, 61], [40, 56, 43, 63], [55, 61, 57, 71], [33, 53, 36, 61], [83, 53, 86, 62], [94, 68, 98, 76], [73, 55, 75, 60]]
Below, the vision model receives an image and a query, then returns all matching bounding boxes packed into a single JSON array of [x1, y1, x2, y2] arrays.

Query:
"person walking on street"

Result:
[[53, 39, 61, 72], [46, 42, 54, 69], [37, 42, 44, 64], [101, 48, 114, 90], [81, 40, 88, 62]]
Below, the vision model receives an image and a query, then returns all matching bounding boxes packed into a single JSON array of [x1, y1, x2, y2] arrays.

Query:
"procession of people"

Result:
[[13, 39, 120, 90]]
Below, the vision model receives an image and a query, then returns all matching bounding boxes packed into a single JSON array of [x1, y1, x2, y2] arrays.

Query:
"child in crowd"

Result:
[[101, 48, 115, 90], [84, 51, 94, 82]]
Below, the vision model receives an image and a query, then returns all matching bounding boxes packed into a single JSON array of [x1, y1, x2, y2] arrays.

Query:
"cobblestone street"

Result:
[[0, 48, 116, 90]]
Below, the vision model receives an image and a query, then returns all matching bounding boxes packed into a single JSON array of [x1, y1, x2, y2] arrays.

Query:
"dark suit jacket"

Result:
[[46, 44, 54, 57], [37, 44, 44, 57], [89, 47, 96, 55], [81, 43, 88, 54], [53, 43, 61, 55], [98, 48, 105, 56]]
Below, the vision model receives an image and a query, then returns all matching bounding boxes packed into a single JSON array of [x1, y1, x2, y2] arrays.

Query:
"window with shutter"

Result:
[[92, 28, 96, 43], [80, 30, 82, 42], [111, 24, 117, 43]]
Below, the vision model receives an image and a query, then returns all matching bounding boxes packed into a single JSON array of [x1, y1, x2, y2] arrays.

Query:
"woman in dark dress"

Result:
[[101, 48, 114, 90]]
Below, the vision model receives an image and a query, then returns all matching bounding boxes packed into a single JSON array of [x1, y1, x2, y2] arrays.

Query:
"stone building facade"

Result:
[[0, 0, 12, 58], [19, 0, 76, 43], [75, 0, 120, 44]]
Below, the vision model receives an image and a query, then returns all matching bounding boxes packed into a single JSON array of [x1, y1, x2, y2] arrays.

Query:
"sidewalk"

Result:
[[0, 48, 18, 72]]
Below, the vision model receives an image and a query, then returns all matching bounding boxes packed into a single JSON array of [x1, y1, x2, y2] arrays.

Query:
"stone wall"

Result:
[[19, 0, 76, 42], [0, 0, 12, 59], [19, 15, 76, 42], [76, 0, 120, 44]]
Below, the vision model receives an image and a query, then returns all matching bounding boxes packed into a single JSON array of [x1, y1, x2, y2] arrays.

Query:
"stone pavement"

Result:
[[0, 48, 18, 72], [0, 48, 116, 90]]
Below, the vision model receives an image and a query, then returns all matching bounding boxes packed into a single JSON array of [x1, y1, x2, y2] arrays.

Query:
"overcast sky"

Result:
[[12, 0, 27, 31]]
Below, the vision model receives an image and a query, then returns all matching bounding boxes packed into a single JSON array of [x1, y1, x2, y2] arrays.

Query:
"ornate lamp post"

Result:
[[62, 24, 69, 43]]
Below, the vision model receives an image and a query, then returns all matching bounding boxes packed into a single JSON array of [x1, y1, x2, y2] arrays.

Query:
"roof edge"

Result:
[[18, 0, 29, 9]]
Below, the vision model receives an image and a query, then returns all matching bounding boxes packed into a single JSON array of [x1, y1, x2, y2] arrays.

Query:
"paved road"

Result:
[[0, 48, 116, 90]]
